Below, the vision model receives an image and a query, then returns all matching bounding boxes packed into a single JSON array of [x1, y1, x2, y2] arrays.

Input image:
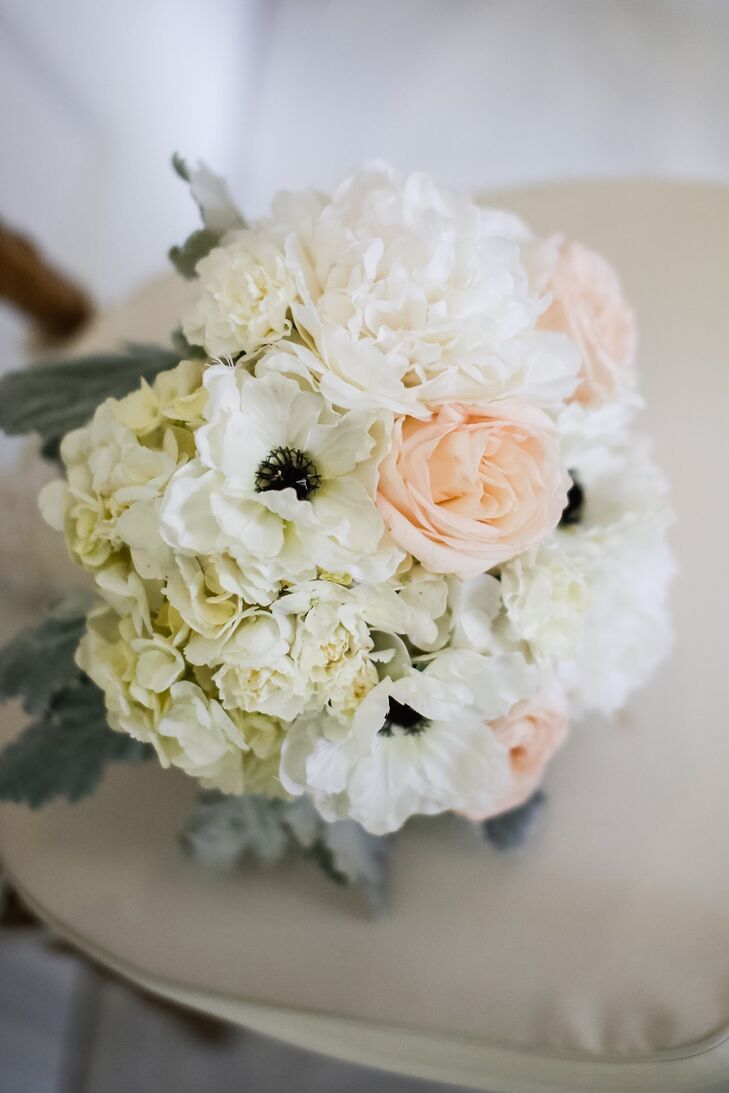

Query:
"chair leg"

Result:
[[0, 220, 92, 339]]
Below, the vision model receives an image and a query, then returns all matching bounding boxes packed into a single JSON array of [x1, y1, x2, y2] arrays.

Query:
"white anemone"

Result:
[[159, 366, 402, 603], [279, 648, 536, 834]]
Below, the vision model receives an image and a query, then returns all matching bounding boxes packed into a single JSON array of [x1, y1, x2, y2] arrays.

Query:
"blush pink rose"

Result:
[[538, 240, 636, 406], [462, 696, 569, 822], [376, 402, 568, 577]]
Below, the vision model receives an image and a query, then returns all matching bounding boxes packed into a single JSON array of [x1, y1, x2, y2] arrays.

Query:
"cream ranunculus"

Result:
[[182, 229, 297, 359], [538, 238, 636, 407], [460, 690, 570, 821], [377, 401, 568, 578]]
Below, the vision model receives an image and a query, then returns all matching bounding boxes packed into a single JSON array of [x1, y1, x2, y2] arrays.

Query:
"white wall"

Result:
[[244, 0, 729, 214], [1, 0, 729, 301], [0, 0, 267, 301]]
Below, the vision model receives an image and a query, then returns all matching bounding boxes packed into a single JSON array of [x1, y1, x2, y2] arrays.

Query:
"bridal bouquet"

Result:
[[0, 161, 672, 910]]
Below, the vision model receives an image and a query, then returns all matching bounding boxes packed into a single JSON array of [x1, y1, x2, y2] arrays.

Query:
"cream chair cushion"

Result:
[[1, 182, 728, 1092]]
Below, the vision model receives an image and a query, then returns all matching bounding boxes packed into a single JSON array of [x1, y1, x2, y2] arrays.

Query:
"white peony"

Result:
[[416, 328, 581, 411], [279, 163, 536, 370], [263, 163, 580, 414], [159, 366, 402, 601], [182, 230, 297, 359]]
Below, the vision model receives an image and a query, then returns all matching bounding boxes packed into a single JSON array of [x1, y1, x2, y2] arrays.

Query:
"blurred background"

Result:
[[1, 1, 728, 1089]]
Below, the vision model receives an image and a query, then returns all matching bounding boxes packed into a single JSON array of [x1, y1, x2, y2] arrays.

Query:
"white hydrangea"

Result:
[[76, 605, 171, 743], [154, 681, 251, 794], [39, 359, 205, 582]]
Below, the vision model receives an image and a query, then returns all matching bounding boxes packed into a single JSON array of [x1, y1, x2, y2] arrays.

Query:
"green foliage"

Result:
[[169, 228, 221, 279], [171, 154, 245, 235], [316, 818, 391, 915], [0, 343, 180, 459], [169, 154, 245, 279], [181, 792, 391, 914], [0, 680, 151, 808], [181, 792, 290, 870], [0, 605, 153, 808], [170, 326, 208, 361], [482, 790, 546, 850], [304, 836, 348, 887], [0, 604, 86, 714]]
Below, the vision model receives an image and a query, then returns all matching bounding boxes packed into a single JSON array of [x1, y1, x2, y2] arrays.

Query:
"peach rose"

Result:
[[462, 696, 569, 822], [538, 240, 636, 406], [376, 402, 568, 577]]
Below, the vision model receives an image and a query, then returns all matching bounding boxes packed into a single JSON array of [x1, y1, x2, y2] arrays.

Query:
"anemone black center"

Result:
[[255, 446, 321, 501], [379, 697, 427, 737], [560, 473, 585, 527]]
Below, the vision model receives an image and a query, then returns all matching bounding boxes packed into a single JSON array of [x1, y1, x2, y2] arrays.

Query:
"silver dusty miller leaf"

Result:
[[0, 600, 87, 715], [181, 792, 290, 872], [0, 679, 152, 808], [0, 604, 153, 807], [0, 343, 180, 460], [181, 792, 391, 914]]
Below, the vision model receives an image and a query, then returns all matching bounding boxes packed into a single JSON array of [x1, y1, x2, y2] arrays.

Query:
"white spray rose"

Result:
[[182, 230, 297, 359]]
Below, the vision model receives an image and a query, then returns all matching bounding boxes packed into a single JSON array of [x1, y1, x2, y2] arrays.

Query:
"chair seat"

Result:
[[1, 181, 728, 1093]]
